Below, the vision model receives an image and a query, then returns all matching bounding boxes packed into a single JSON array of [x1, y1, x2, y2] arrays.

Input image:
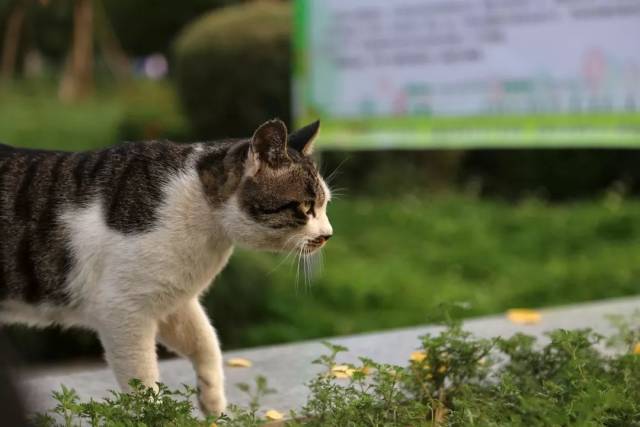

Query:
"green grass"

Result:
[[0, 80, 187, 150], [210, 192, 640, 348], [2, 82, 640, 361]]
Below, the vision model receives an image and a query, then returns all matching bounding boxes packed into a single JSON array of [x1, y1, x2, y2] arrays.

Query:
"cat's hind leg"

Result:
[[157, 298, 226, 416]]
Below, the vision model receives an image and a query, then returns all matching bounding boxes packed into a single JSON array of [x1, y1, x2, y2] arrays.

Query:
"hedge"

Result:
[[174, 1, 291, 139]]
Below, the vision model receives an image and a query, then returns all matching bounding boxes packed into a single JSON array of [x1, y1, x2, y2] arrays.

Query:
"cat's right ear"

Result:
[[247, 119, 290, 175]]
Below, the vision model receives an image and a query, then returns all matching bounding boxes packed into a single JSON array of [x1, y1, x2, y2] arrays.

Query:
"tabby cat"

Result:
[[0, 119, 333, 415]]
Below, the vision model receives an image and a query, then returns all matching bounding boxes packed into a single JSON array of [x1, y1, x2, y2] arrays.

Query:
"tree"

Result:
[[58, 0, 94, 101], [1, 0, 28, 82]]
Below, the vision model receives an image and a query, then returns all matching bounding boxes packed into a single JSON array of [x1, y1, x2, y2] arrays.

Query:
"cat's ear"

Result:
[[249, 119, 290, 171], [288, 120, 320, 156]]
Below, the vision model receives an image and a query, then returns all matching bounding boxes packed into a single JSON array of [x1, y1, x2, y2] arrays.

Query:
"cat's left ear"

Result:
[[288, 120, 320, 156]]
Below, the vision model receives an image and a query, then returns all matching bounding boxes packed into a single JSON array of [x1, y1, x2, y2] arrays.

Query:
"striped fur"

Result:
[[0, 119, 332, 416]]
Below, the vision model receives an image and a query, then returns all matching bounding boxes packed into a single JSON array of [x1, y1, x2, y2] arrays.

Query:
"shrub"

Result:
[[115, 80, 191, 143], [174, 1, 292, 139], [36, 315, 640, 426], [104, 0, 240, 57]]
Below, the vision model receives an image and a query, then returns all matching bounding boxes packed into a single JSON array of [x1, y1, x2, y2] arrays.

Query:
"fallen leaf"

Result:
[[633, 343, 640, 355], [410, 350, 427, 362], [265, 409, 284, 420], [226, 357, 252, 368], [359, 366, 373, 375], [332, 371, 351, 379], [506, 309, 541, 325]]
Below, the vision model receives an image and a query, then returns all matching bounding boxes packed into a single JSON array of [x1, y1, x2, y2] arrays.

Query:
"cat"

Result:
[[0, 119, 333, 415]]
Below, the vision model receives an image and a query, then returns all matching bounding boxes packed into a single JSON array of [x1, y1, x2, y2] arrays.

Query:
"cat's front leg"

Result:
[[158, 298, 226, 416], [97, 314, 160, 391]]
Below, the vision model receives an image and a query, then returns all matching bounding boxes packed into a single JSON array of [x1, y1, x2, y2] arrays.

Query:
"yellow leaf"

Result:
[[209, 423, 218, 427], [506, 309, 541, 325], [358, 366, 374, 375], [410, 350, 427, 362], [265, 409, 284, 420], [633, 343, 640, 355], [226, 357, 252, 368], [330, 364, 349, 373]]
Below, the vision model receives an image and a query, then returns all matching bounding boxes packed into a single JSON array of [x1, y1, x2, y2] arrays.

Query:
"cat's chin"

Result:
[[302, 243, 325, 255]]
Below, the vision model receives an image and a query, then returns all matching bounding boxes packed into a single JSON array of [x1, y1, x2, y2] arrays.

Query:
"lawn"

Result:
[[2, 83, 639, 360], [210, 192, 640, 348], [0, 80, 186, 151]]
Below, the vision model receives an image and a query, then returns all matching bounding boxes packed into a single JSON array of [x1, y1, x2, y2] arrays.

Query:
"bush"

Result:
[[462, 149, 640, 200], [36, 315, 640, 426], [104, 0, 240, 57], [174, 1, 292, 139], [7, 192, 640, 361], [115, 80, 192, 142]]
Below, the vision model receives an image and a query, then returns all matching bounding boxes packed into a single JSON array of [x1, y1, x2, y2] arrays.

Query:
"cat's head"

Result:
[[221, 119, 333, 254]]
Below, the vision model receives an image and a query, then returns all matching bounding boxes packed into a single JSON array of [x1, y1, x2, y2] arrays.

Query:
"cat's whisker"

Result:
[[269, 245, 298, 275], [317, 248, 325, 274], [295, 245, 305, 293], [325, 156, 350, 185], [327, 184, 347, 201], [304, 252, 311, 291]]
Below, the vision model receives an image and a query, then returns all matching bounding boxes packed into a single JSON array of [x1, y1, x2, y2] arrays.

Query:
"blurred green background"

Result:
[[2, 0, 640, 363]]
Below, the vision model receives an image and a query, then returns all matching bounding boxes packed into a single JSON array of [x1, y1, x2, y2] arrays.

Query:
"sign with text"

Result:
[[293, 0, 640, 148]]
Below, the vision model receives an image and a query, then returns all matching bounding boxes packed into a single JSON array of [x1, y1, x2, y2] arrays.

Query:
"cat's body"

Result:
[[0, 120, 332, 415]]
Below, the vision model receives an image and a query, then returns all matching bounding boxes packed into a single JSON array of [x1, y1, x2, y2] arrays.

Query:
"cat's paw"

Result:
[[198, 386, 227, 417]]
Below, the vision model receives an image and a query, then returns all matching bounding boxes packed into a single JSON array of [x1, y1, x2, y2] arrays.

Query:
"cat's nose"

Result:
[[320, 234, 332, 242]]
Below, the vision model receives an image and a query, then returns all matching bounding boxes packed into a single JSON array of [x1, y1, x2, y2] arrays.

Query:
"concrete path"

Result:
[[20, 296, 640, 417]]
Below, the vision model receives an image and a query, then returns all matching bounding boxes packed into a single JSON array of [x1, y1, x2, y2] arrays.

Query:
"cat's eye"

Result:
[[300, 201, 314, 216]]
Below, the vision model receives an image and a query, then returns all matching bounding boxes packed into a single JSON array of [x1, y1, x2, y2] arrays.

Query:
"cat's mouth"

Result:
[[303, 236, 329, 254]]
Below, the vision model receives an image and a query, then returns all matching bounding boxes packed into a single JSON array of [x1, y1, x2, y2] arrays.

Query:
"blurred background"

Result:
[[1, 0, 640, 366]]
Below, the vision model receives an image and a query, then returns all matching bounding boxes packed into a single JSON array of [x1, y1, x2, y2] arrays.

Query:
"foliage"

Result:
[[0, 0, 241, 66], [3, 82, 640, 364], [115, 80, 191, 142], [174, 1, 291, 139], [36, 318, 640, 426], [0, 80, 187, 151], [34, 380, 216, 427], [104, 0, 241, 56], [462, 149, 640, 200], [208, 190, 640, 350]]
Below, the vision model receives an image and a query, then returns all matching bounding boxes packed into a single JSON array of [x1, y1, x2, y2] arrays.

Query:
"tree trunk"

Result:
[[94, 0, 130, 81], [59, 0, 94, 102], [1, 0, 27, 83]]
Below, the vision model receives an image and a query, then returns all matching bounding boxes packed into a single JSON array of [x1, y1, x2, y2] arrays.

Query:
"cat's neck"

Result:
[[157, 141, 248, 247]]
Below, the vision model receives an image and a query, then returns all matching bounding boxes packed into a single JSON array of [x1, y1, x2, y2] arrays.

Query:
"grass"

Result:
[[210, 191, 640, 348], [2, 82, 640, 360], [0, 79, 187, 151]]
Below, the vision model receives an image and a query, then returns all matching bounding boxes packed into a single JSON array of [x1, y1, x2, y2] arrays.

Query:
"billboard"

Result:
[[293, 0, 640, 148]]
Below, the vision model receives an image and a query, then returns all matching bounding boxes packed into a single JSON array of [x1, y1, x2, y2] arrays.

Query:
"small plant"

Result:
[[34, 380, 216, 427], [36, 316, 640, 426]]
